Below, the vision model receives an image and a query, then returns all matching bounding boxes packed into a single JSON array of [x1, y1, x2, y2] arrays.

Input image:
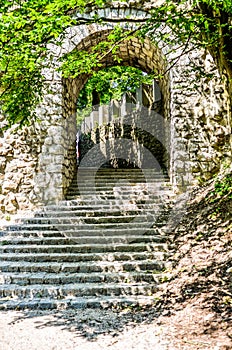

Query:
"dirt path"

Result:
[[0, 305, 231, 350], [0, 309, 170, 350]]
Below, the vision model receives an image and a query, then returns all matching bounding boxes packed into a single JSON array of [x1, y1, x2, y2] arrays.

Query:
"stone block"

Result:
[[44, 137, 53, 146], [39, 155, 53, 166], [49, 145, 65, 155], [48, 126, 65, 137], [46, 164, 63, 173]]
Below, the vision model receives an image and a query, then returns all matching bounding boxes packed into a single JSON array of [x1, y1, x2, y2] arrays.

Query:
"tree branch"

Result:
[[97, 25, 143, 62], [162, 33, 193, 76]]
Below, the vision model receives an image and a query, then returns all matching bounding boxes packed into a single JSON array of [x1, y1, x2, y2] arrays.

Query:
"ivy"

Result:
[[214, 175, 232, 198]]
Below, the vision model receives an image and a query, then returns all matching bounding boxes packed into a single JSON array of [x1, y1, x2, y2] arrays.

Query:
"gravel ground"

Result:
[[0, 308, 171, 350], [0, 305, 230, 350]]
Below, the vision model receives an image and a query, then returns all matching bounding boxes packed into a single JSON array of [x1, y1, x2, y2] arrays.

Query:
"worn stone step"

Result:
[[3, 222, 169, 233], [69, 184, 172, 190], [60, 198, 174, 205], [0, 235, 167, 246], [0, 259, 165, 274], [74, 173, 169, 177], [48, 197, 174, 205], [25, 216, 171, 227], [0, 250, 168, 262], [0, 239, 169, 254], [65, 190, 173, 198], [66, 185, 172, 192], [75, 175, 169, 181], [34, 208, 165, 217], [18, 215, 170, 226], [41, 203, 173, 212], [77, 168, 166, 172], [0, 241, 170, 254], [32, 211, 171, 221], [0, 271, 165, 285], [77, 169, 168, 174], [72, 185, 172, 193], [63, 197, 173, 205], [1, 230, 168, 241], [0, 282, 159, 299], [0, 230, 64, 238], [68, 180, 171, 186], [76, 171, 169, 177], [2, 223, 168, 234], [65, 194, 173, 201], [72, 183, 170, 189], [1, 227, 168, 237], [0, 165, 175, 309], [17, 214, 163, 225], [0, 295, 158, 310], [71, 177, 171, 183], [69, 184, 173, 190]]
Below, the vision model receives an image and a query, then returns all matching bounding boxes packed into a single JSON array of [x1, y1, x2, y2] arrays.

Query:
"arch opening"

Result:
[[61, 29, 171, 195]]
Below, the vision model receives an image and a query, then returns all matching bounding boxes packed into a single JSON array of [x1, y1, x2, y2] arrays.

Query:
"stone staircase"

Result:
[[0, 168, 176, 310]]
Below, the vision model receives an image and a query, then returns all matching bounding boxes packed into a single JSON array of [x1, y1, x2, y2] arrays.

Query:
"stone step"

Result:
[[73, 178, 170, 183], [41, 202, 173, 211], [0, 282, 159, 299], [77, 168, 168, 173], [18, 214, 170, 225], [0, 241, 170, 253], [2, 221, 169, 235], [72, 184, 173, 190], [65, 194, 173, 200], [0, 271, 164, 285], [34, 208, 165, 217], [74, 180, 171, 186], [76, 170, 168, 176], [71, 182, 170, 188], [0, 239, 168, 254], [74, 184, 173, 191], [17, 214, 166, 225], [0, 166, 174, 309], [75, 177, 169, 182], [62, 195, 174, 202], [1, 230, 65, 238], [65, 189, 173, 197], [1, 229, 168, 239], [0, 251, 168, 262], [77, 176, 168, 179], [71, 183, 172, 187], [0, 295, 158, 310], [75, 175, 169, 180], [54, 196, 173, 203], [72, 183, 170, 190], [2, 223, 168, 233], [77, 167, 164, 170], [0, 259, 165, 274]]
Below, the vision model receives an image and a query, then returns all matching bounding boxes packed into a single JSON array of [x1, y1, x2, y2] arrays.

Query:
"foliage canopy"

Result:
[[77, 66, 154, 109], [0, 0, 231, 126]]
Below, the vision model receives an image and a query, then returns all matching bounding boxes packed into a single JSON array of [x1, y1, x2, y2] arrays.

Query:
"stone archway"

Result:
[[62, 29, 171, 178], [34, 11, 175, 204], [25, 7, 231, 206], [0, 7, 230, 215]]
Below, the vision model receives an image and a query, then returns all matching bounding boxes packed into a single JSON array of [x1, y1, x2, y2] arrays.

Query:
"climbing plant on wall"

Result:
[[0, 0, 231, 126]]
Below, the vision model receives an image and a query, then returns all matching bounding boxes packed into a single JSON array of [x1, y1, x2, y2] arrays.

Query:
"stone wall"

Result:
[[0, 5, 231, 217], [170, 52, 231, 187], [0, 118, 41, 218]]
